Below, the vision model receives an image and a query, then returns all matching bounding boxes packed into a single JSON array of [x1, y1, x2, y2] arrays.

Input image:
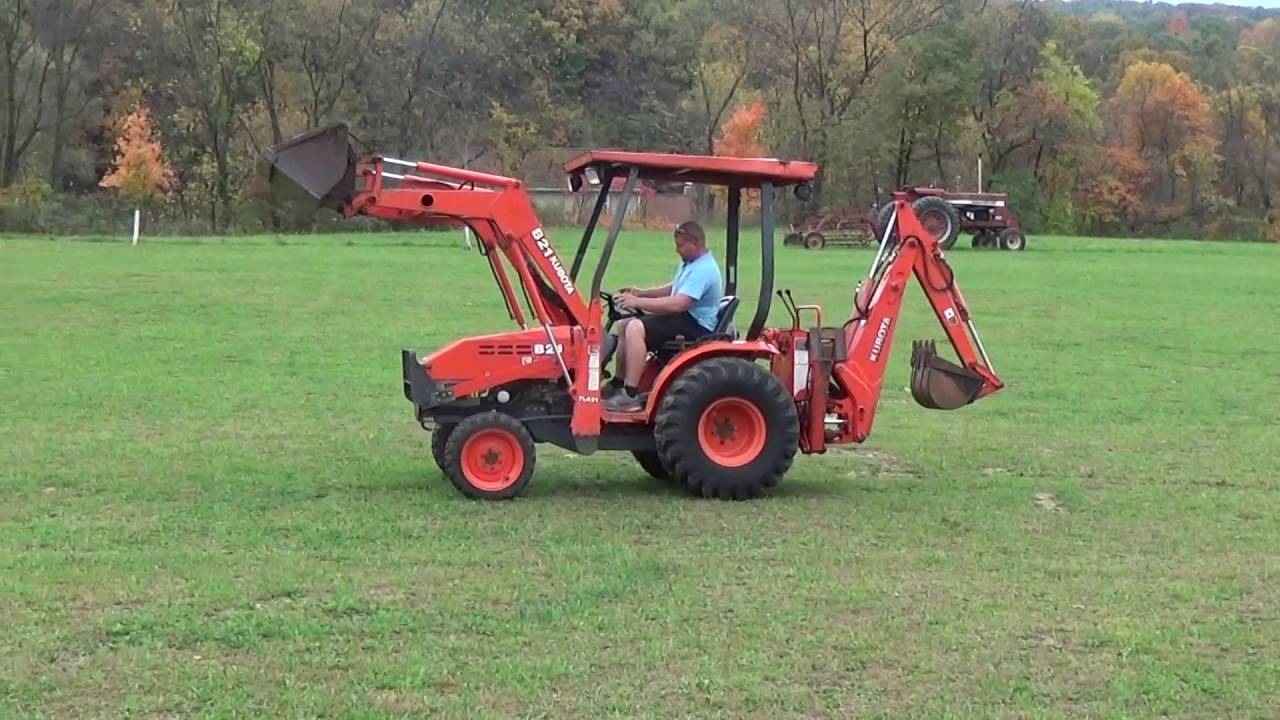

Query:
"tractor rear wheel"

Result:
[[912, 196, 962, 250], [430, 423, 455, 472], [442, 411, 535, 500], [655, 357, 799, 500], [631, 450, 671, 480], [998, 228, 1027, 251], [875, 202, 897, 245]]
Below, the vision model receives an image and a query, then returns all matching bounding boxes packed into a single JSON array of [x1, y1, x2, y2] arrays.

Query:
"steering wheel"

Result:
[[600, 291, 643, 329]]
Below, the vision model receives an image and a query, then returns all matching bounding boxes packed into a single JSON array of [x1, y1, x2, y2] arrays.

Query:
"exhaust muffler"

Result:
[[267, 122, 357, 212]]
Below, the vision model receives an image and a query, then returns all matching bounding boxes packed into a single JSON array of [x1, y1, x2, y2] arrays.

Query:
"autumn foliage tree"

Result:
[[713, 101, 766, 158], [1105, 62, 1217, 218], [1237, 19, 1280, 213], [99, 105, 175, 206], [713, 101, 766, 210]]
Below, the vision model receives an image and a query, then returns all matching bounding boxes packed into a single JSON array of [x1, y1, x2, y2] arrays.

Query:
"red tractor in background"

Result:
[[269, 124, 1005, 501], [786, 185, 1028, 252]]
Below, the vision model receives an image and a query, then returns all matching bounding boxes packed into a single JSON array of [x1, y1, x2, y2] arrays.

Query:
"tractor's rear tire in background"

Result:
[[999, 228, 1027, 251], [631, 450, 671, 481], [654, 357, 799, 500], [430, 423, 455, 472], [804, 232, 825, 249], [911, 196, 962, 250], [875, 202, 897, 245], [442, 411, 535, 500]]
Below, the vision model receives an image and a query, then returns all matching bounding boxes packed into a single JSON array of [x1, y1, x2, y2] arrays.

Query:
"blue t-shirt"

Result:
[[671, 252, 723, 331]]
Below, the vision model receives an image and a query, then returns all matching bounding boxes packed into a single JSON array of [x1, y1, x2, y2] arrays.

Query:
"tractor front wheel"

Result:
[[442, 411, 535, 500], [998, 228, 1027, 251], [655, 357, 799, 499]]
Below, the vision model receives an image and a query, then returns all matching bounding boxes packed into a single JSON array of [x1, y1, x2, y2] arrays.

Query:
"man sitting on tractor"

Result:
[[605, 221, 724, 413]]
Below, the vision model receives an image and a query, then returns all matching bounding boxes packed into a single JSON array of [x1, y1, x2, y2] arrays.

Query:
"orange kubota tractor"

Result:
[[269, 123, 1004, 500]]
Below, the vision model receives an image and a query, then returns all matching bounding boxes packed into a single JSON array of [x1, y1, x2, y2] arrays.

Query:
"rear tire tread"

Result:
[[654, 357, 798, 500], [430, 423, 455, 472], [631, 450, 672, 480], [911, 196, 962, 250]]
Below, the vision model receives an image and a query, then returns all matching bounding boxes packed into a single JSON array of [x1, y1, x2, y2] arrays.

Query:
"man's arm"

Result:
[[628, 292, 693, 314], [620, 283, 672, 299]]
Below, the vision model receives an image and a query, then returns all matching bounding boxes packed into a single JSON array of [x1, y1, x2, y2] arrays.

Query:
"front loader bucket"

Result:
[[910, 340, 986, 410], [268, 122, 357, 212]]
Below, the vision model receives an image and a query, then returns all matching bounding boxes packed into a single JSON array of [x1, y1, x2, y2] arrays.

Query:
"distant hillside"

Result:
[[1043, 0, 1280, 23]]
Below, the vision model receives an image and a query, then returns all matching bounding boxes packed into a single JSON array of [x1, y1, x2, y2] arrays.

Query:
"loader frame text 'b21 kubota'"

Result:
[[268, 123, 1005, 500]]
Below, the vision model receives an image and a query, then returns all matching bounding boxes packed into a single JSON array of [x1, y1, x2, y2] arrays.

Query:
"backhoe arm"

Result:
[[822, 201, 1003, 446]]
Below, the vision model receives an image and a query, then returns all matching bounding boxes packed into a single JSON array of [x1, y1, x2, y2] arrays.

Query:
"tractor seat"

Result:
[[659, 295, 740, 355], [599, 295, 740, 373]]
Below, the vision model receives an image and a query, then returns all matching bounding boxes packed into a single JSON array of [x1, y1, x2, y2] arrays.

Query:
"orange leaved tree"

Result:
[[714, 101, 767, 159], [713, 101, 767, 212], [100, 105, 175, 241], [1108, 61, 1217, 210]]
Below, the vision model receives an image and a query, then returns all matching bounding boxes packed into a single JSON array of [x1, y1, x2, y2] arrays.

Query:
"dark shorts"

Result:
[[640, 312, 708, 351]]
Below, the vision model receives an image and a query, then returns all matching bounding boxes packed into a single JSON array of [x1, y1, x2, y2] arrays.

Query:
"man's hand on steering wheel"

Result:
[[600, 291, 643, 328], [616, 291, 645, 314]]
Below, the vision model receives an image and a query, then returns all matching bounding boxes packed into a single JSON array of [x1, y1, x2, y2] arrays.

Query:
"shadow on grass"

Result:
[[349, 467, 863, 502]]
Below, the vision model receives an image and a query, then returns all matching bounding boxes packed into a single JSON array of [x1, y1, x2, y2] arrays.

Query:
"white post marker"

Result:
[[132, 208, 140, 246]]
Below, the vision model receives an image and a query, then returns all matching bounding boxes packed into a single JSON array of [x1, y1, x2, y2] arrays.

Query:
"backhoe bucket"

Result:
[[910, 340, 986, 410], [268, 122, 357, 213]]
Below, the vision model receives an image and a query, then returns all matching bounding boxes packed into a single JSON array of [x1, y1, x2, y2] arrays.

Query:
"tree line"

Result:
[[2, 0, 1279, 241]]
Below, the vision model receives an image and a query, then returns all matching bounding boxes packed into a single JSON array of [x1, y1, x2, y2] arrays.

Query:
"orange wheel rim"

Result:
[[697, 397, 767, 468], [461, 430, 524, 491]]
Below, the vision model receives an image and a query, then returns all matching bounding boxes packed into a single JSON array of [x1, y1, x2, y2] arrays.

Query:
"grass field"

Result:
[[3, 229, 1279, 718]]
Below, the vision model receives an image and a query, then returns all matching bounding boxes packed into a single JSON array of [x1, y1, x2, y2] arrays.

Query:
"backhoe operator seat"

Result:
[[658, 294, 740, 355], [600, 295, 740, 374], [708, 294, 741, 338]]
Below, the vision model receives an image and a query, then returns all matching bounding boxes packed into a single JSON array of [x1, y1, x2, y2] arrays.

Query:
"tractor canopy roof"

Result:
[[564, 151, 817, 189]]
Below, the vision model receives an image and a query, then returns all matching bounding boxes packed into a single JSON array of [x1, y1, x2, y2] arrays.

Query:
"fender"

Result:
[[605, 340, 780, 424]]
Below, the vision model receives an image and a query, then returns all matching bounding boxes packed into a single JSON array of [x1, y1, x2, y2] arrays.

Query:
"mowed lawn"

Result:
[[3, 229, 1279, 719]]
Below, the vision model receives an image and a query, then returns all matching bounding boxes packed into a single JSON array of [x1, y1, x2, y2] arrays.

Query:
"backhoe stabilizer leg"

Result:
[[909, 340, 988, 410]]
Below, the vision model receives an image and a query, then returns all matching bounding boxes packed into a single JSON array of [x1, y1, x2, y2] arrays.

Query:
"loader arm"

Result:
[[816, 201, 1003, 449], [268, 123, 592, 332]]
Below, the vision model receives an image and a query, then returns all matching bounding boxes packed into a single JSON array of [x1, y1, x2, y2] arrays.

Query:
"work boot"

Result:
[[605, 391, 644, 413]]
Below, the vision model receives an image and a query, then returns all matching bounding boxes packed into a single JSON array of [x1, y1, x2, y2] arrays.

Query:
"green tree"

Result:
[[0, 0, 50, 187], [163, 0, 263, 231]]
